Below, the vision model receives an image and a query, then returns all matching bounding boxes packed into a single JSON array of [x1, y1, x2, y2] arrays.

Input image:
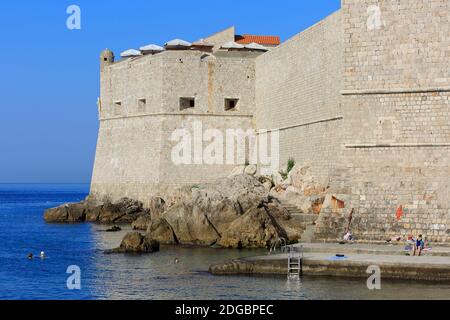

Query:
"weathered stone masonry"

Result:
[[91, 0, 450, 242], [255, 11, 343, 184], [315, 0, 450, 242]]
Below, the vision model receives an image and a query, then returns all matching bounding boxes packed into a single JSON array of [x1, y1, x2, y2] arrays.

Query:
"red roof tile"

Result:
[[235, 34, 280, 45]]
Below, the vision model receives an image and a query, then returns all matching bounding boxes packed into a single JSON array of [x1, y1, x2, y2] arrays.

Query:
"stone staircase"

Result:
[[278, 199, 319, 243]]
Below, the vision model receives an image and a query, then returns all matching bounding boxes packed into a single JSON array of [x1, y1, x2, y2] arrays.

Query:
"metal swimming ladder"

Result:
[[287, 245, 303, 280]]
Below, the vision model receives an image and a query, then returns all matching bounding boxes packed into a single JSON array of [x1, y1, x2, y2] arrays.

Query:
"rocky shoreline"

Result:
[[104, 232, 160, 254], [44, 197, 155, 226], [42, 164, 450, 282], [44, 166, 324, 251]]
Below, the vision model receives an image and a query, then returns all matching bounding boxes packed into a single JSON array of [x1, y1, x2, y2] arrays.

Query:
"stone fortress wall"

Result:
[[331, 0, 450, 242], [254, 11, 344, 184], [91, 0, 450, 241]]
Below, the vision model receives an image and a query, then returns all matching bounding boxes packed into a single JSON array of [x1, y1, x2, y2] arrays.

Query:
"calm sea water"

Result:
[[0, 184, 449, 300]]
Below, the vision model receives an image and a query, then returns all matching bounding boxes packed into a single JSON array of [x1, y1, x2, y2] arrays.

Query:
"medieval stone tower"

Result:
[[92, 27, 264, 203], [91, 0, 450, 242]]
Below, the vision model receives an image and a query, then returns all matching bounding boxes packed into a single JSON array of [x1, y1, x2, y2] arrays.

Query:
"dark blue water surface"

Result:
[[1, 184, 450, 300], [0, 184, 93, 299]]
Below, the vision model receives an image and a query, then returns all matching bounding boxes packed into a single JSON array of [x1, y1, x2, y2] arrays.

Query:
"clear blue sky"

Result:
[[0, 0, 341, 183]]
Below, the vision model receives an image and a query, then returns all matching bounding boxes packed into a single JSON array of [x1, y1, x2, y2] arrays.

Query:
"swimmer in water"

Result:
[[28, 253, 33, 260]]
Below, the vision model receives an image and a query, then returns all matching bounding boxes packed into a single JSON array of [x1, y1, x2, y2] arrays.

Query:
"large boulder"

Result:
[[218, 207, 279, 248], [188, 174, 267, 235], [192, 174, 267, 215], [162, 186, 194, 211], [84, 205, 103, 222], [44, 207, 68, 223], [218, 201, 303, 248], [45, 198, 148, 225], [147, 197, 166, 221], [95, 198, 144, 223], [44, 202, 87, 223], [145, 174, 299, 248], [147, 218, 178, 245], [163, 203, 220, 246], [132, 215, 152, 231], [105, 232, 160, 254]]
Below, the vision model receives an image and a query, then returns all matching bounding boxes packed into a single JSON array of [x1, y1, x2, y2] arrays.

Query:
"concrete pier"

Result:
[[209, 243, 450, 281]]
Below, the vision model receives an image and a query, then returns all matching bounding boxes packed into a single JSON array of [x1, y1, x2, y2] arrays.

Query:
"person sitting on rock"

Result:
[[413, 235, 425, 256]]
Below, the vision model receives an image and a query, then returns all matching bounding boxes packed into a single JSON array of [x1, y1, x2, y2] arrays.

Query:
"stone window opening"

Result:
[[225, 98, 239, 111], [180, 97, 195, 110], [113, 101, 122, 116], [138, 98, 146, 112]]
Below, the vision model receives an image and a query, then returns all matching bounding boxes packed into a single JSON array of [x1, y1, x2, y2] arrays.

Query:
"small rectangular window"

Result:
[[225, 98, 239, 111], [113, 101, 122, 116], [180, 97, 195, 111], [138, 98, 146, 112]]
